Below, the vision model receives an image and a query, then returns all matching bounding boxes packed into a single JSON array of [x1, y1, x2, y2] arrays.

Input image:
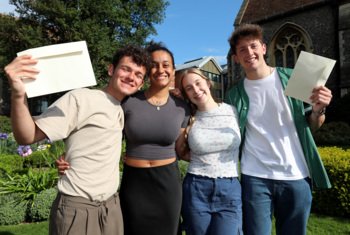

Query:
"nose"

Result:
[[127, 70, 137, 81], [193, 85, 200, 94], [155, 64, 164, 73], [247, 46, 254, 55]]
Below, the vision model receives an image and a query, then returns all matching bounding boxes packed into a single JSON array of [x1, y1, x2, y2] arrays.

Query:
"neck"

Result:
[[146, 86, 169, 99], [246, 64, 273, 80], [104, 87, 124, 101], [197, 98, 218, 111]]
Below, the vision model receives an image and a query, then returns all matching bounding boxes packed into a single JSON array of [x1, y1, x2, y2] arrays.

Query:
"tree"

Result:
[[0, 0, 168, 114]]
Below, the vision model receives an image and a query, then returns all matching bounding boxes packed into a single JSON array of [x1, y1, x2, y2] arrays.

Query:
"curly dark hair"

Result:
[[228, 23, 264, 55], [111, 45, 152, 75], [146, 41, 175, 68]]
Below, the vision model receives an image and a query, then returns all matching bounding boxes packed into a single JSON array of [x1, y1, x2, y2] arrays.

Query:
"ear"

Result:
[[262, 43, 267, 55], [206, 79, 212, 89], [108, 64, 114, 76]]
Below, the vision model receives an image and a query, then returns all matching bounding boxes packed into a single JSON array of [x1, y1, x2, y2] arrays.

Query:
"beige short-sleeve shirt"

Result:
[[35, 88, 123, 201]]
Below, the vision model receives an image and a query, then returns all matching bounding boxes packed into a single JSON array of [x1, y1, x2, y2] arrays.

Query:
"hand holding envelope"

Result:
[[16, 41, 97, 98], [284, 51, 336, 104]]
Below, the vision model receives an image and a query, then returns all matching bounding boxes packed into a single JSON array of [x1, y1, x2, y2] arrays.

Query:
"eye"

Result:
[[151, 62, 158, 68], [136, 73, 144, 80], [185, 86, 192, 92], [121, 66, 131, 72]]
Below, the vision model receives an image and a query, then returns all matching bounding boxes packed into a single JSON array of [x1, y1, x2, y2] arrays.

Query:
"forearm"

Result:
[[308, 109, 326, 132], [11, 95, 44, 144]]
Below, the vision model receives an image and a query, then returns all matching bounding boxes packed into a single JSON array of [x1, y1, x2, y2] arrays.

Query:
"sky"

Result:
[[0, 0, 243, 66]]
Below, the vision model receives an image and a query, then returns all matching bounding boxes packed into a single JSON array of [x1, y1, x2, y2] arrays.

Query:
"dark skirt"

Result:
[[119, 160, 182, 235]]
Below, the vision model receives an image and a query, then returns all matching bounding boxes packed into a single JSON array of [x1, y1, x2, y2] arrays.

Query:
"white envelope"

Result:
[[284, 51, 336, 104], [17, 41, 96, 98]]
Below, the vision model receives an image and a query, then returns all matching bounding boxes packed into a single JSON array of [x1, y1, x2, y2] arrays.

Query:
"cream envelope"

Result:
[[284, 51, 336, 104], [17, 41, 96, 98]]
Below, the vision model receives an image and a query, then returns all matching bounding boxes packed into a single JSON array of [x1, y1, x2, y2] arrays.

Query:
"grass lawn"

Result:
[[0, 214, 349, 235]]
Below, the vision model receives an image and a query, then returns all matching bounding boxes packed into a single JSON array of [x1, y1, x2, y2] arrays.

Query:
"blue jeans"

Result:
[[241, 174, 312, 235], [181, 173, 243, 235]]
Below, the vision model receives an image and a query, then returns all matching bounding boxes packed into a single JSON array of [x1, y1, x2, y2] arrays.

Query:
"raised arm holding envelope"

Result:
[[4, 43, 151, 235]]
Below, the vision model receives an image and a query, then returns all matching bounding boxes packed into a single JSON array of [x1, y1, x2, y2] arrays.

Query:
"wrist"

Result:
[[312, 107, 326, 117]]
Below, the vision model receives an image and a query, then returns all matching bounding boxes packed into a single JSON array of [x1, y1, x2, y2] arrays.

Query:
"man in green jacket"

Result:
[[225, 23, 332, 235]]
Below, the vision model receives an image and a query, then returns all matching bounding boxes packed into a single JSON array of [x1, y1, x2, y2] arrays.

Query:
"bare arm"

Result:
[[5, 55, 47, 144], [308, 86, 332, 132], [175, 128, 191, 162]]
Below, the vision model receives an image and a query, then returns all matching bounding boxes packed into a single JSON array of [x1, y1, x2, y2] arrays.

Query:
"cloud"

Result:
[[204, 48, 220, 53]]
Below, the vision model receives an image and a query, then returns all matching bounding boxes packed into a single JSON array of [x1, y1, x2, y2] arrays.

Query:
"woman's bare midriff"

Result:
[[124, 156, 176, 168]]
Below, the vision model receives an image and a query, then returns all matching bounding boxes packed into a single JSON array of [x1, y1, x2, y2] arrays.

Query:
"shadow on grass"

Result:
[[0, 232, 14, 235]]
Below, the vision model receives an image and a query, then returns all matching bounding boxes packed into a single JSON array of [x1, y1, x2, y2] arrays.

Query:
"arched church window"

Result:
[[268, 23, 313, 68]]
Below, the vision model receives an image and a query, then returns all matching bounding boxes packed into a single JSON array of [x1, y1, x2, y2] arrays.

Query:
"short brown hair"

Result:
[[112, 45, 152, 75], [228, 23, 264, 55]]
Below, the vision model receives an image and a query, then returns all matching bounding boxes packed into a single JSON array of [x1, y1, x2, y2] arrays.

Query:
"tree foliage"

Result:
[[1, 0, 168, 86]]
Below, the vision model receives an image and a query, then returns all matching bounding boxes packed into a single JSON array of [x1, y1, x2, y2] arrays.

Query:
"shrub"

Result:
[[178, 160, 189, 181], [23, 149, 56, 169], [0, 193, 27, 225], [0, 154, 24, 175], [327, 93, 350, 125], [0, 115, 11, 133], [313, 122, 350, 147], [29, 187, 57, 222], [0, 168, 58, 207], [0, 132, 18, 154], [312, 147, 350, 217]]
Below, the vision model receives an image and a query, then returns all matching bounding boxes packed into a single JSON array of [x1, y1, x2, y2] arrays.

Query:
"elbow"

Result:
[[15, 137, 34, 145], [13, 132, 36, 145]]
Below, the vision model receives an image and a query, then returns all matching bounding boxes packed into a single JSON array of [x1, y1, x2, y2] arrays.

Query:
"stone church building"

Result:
[[227, 0, 350, 101]]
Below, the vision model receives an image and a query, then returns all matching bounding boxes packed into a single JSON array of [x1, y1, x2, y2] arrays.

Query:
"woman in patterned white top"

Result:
[[178, 68, 242, 235]]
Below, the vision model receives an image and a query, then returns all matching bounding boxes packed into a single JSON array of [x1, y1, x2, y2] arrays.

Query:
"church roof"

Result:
[[235, 0, 327, 25]]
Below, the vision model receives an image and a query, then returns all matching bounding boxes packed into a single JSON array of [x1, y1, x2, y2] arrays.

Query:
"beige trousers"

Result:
[[49, 192, 123, 235]]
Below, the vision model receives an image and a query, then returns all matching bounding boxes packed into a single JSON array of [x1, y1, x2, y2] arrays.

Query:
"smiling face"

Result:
[[107, 56, 145, 101], [233, 37, 267, 73], [149, 50, 175, 89], [181, 72, 212, 108]]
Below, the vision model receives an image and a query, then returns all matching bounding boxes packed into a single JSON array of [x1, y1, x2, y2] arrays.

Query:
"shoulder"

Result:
[[57, 88, 92, 103], [225, 80, 244, 105], [220, 103, 238, 115], [170, 94, 190, 109], [276, 67, 293, 78], [122, 91, 145, 105]]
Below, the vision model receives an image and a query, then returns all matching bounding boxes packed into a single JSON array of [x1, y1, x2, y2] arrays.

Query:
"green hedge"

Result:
[[312, 147, 350, 217], [0, 154, 24, 175], [0, 193, 27, 225], [314, 122, 350, 147], [0, 116, 11, 133], [29, 187, 57, 222]]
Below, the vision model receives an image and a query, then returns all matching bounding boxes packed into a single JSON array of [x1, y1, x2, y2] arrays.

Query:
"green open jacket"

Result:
[[225, 67, 331, 189]]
